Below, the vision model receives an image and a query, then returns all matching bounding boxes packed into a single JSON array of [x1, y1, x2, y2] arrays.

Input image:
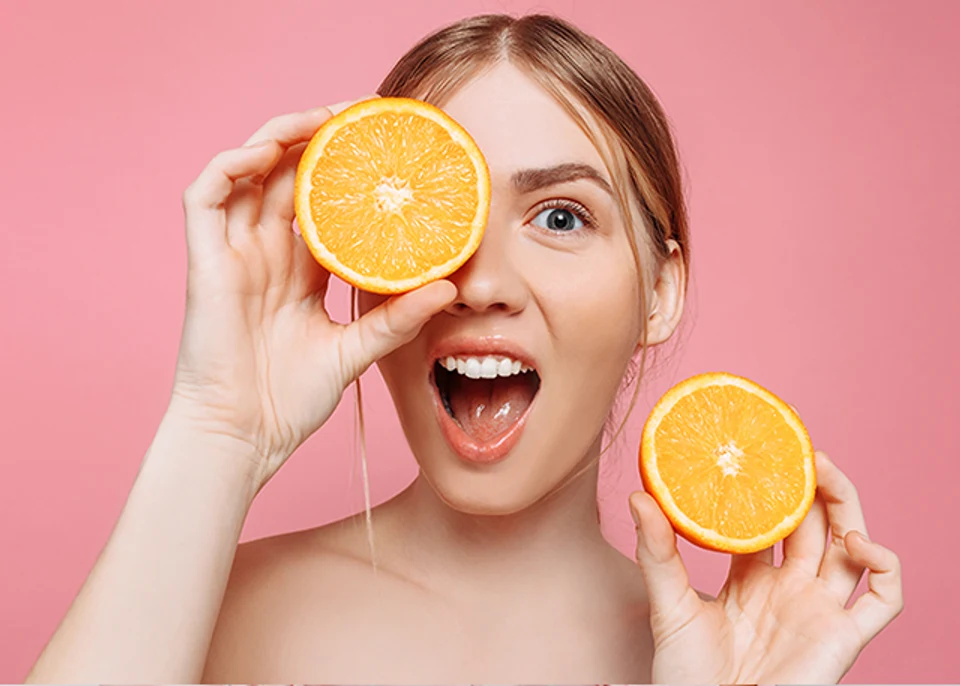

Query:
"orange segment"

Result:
[[639, 372, 816, 554], [294, 97, 490, 294]]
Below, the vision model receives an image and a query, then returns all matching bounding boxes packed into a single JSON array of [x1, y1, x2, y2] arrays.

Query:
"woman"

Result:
[[27, 14, 902, 684]]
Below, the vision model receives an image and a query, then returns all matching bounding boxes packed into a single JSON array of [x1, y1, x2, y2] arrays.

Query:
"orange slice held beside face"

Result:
[[294, 97, 491, 294], [639, 372, 817, 554]]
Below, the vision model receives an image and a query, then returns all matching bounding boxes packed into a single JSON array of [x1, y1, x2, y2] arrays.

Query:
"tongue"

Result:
[[448, 375, 536, 442]]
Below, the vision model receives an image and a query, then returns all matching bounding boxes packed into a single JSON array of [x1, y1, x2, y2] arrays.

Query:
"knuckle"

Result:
[[817, 452, 863, 504], [281, 110, 305, 126], [255, 112, 298, 139], [889, 584, 905, 616], [181, 183, 203, 208], [846, 481, 861, 504], [182, 149, 238, 209], [210, 148, 235, 169], [380, 302, 403, 338], [894, 595, 905, 615], [889, 550, 902, 575], [265, 112, 294, 129], [833, 473, 860, 504], [364, 318, 387, 349], [369, 309, 400, 350], [336, 331, 358, 384]]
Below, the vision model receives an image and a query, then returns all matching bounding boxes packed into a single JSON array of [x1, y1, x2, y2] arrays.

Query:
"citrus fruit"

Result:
[[639, 372, 816, 554], [294, 97, 490, 294]]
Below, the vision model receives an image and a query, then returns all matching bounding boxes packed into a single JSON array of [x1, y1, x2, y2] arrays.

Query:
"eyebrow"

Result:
[[510, 162, 614, 197]]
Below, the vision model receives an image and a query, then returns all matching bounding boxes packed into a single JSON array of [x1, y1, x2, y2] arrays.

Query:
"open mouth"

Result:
[[433, 354, 541, 455]]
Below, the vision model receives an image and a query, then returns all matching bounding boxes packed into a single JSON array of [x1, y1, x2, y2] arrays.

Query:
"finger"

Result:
[[242, 106, 333, 149], [225, 177, 266, 239], [261, 96, 380, 232], [181, 141, 280, 261], [261, 142, 309, 232], [224, 140, 286, 243], [815, 451, 870, 602], [329, 94, 380, 115], [782, 401, 832, 574], [338, 280, 457, 383], [243, 95, 377, 148], [227, 107, 337, 239], [728, 543, 775, 582], [288, 230, 331, 301], [629, 491, 701, 623], [847, 532, 904, 643], [783, 491, 829, 575]]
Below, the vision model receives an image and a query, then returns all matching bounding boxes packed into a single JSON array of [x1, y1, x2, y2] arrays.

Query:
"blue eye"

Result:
[[532, 207, 584, 232]]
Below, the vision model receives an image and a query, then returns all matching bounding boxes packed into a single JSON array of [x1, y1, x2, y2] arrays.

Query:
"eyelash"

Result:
[[531, 198, 597, 233]]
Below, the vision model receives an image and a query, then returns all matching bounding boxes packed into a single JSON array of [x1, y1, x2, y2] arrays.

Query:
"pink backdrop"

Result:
[[2, 0, 957, 681]]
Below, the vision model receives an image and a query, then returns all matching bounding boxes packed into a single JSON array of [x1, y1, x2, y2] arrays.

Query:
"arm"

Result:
[[25, 98, 455, 684], [27, 416, 258, 683]]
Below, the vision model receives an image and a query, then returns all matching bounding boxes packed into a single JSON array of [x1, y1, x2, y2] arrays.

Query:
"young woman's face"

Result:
[[360, 63, 646, 514]]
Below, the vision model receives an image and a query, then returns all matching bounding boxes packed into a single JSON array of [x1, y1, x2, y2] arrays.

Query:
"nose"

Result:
[[444, 216, 528, 317]]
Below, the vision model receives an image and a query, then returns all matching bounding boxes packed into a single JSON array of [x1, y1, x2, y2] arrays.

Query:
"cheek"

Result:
[[546, 250, 642, 360], [532, 243, 642, 434]]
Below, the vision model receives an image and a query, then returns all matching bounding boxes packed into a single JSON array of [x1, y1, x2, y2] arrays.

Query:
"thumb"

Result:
[[339, 280, 457, 383], [630, 491, 698, 620]]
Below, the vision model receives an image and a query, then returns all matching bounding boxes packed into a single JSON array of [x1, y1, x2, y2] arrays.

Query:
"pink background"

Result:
[[2, 0, 958, 681]]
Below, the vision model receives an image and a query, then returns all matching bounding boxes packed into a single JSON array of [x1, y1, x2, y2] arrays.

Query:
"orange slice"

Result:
[[294, 97, 490, 294], [639, 372, 816, 554]]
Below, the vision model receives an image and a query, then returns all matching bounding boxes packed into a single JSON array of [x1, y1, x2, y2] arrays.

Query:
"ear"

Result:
[[640, 239, 685, 348]]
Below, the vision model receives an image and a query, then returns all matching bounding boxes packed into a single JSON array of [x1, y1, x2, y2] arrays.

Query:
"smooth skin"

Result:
[[27, 64, 902, 684]]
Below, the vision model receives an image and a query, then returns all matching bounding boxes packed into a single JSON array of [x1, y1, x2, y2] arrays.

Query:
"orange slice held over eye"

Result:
[[294, 97, 491, 294], [639, 372, 817, 554]]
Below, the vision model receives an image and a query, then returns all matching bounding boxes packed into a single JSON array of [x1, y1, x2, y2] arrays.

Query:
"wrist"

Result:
[[149, 407, 266, 508]]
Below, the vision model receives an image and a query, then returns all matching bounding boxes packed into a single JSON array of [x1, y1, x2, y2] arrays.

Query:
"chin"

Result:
[[424, 467, 544, 516], [412, 428, 581, 518]]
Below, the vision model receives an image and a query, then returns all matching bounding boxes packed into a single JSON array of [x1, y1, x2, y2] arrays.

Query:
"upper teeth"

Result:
[[439, 355, 534, 379]]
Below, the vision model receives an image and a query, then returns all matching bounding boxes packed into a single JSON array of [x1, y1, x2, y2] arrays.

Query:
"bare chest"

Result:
[[259, 578, 654, 683]]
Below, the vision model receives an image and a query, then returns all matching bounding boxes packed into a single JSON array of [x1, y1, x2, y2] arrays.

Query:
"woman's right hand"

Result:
[[170, 100, 457, 489], [26, 99, 458, 686]]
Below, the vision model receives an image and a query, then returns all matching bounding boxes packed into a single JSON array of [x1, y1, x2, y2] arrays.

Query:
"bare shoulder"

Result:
[[202, 514, 412, 682]]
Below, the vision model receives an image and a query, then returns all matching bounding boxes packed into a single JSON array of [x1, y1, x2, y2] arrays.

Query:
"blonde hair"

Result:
[[352, 13, 691, 560]]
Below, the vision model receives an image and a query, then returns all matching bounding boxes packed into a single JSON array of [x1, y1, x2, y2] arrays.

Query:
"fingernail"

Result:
[[244, 139, 272, 148], [854, 530, 870, 543]]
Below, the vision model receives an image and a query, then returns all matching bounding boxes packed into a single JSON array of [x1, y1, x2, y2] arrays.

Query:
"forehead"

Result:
[[440, 62, 609, 182]]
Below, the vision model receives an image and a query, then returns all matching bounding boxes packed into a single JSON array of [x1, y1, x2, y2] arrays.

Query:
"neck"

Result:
[[382, 441, 610, 587]]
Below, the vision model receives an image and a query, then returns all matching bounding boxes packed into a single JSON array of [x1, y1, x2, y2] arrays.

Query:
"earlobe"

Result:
[[633, 302, 661, 355], [643, 309, 670, 348]]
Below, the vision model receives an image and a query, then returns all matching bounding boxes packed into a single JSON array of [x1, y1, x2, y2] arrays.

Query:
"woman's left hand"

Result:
[[630, 450, 903, 684]]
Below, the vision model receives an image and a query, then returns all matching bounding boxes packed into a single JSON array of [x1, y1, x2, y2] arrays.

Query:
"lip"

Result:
[[428, 336, 540, 465]]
